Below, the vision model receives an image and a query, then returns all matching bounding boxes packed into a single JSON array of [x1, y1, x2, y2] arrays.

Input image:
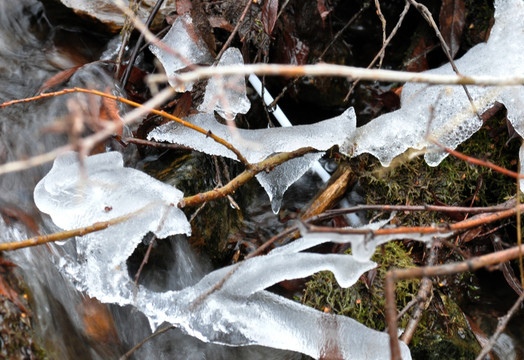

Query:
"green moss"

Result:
[[358, 113, 519, 226], [301, 242, 418, 331], [301, 242, 481, 359]]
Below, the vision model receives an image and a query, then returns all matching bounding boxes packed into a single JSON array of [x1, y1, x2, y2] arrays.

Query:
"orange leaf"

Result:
[[439, 0, 466, 58]]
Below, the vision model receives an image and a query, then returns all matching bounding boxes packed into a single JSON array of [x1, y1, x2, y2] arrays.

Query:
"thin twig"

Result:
[[119, 325, 175, 360], [1, 87, 250, 166], [400, 242, 438, 344], [474, 290, 524, 360], [121, 0, 166, 86], [386, 242, 524, 360], [0, 206, 149, 252], [215, 0, 252, 62], [179, 147, 318, 207], [146, 62, 524, 87], [374, 0, 387, 69], [408, 0, 481, 121], [345, 0, 410, 101]]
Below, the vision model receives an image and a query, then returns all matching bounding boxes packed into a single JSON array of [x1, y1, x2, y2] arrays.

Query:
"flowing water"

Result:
[[1, 1, 523, 360], [0, 1, 304, 358]]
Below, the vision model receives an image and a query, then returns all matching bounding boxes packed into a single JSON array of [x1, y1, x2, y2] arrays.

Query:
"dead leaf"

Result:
[[0, 260, 30, 314], [208, 16, 234, 32], [406, 36, 431, 72], [99, 91, 123, 136], [176, 0, 192, 15], [316, 0, 331, 27], [439, 0, 466, 58], [0, 206, 40, 235], [282, 32, 310, 65], [37, 65, 83, 93], [262, 0, 279, 36], [172, 91, 192, 119], [79, 297, 119, 345]]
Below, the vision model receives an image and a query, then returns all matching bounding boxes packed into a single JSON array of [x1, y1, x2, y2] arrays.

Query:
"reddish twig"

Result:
[[385, 243, 524, 360], [1, 88, 250, 166]]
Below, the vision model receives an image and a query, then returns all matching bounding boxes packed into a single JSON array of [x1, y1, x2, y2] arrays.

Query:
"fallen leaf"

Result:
[[37, 65, 83, 93], [208, 16, 234, 32], [172, 91, 192, 119], [262, 0, 279, 36], [99, 89, 123, 136], [439, 0, 466, 58], [406, 36, 431, 72], [316, 0, 330, 27], [176, 0, 192, 15], [0, 260, 30, 314], [79, 297, 120, 345]]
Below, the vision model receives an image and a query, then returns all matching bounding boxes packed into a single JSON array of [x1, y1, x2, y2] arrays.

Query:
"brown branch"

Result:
[[431, 139, 523, 179], [215, 0, 253, 62], [0, 209, 143, 252], [0, 88, 250, 166], [179, 147, 318, 207], [408, 0, 481, 121], [474, 290, 524, 360], [400, 242, 439, 344], [308, 200, 521, 236]]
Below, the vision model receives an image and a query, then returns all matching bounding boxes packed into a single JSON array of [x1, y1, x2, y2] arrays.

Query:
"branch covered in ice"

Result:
[[33, 151, 191, 293], [351, 0, 524, 168], [33, 151, 415, 359], [148, 109, 356, 212]]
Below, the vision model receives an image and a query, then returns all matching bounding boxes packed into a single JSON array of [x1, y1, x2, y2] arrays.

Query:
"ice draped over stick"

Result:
[[148, 109, 356, 213], [31, 0, 524, 358], [34, 151, 416, 360], [150, 0, 524, 191], [351, 0, 524, 169]]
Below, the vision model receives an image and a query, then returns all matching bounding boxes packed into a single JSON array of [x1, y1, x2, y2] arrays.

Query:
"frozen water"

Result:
[[33, 153, 414, 358], [148, 108, 356, 212], [149, 13, 214, 91], [275, 217, 450, 262], [33, 151, 191, 295], [348, 0, 524, 170], [197, 48, 251, 120]]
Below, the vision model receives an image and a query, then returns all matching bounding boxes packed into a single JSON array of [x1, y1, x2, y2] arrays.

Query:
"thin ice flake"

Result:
[[197, 47, 251, 119], [149, 13, 214, 91]]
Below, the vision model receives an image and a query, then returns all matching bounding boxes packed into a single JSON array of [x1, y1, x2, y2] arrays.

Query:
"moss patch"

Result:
[[358, 113, 519, 226]]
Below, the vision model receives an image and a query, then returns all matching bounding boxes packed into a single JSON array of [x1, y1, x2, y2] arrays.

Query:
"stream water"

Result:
[[0, 1, 304, 359], [1, 1, 523, 360]]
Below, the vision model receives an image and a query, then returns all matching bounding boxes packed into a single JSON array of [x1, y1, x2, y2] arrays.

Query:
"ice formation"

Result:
[[34, 153, 412, 358], [148, 108, 356, 212], [149, 13, 214, 91], [197, 47, 251, 119], [33, 151, 191, 295], [349, 0, 524, 169]]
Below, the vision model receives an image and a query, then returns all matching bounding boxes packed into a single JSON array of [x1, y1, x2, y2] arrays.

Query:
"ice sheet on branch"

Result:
[[197, 47, 251, 119], [149, 13, 214, 91], [33, 151, 191, 295], [33, 154, 411, 358], [349, 0, 524, 170], [148, 108, 356, 212]]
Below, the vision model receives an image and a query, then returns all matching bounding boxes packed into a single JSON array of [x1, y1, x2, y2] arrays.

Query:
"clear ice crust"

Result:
[[34, 152, 412, 359]]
